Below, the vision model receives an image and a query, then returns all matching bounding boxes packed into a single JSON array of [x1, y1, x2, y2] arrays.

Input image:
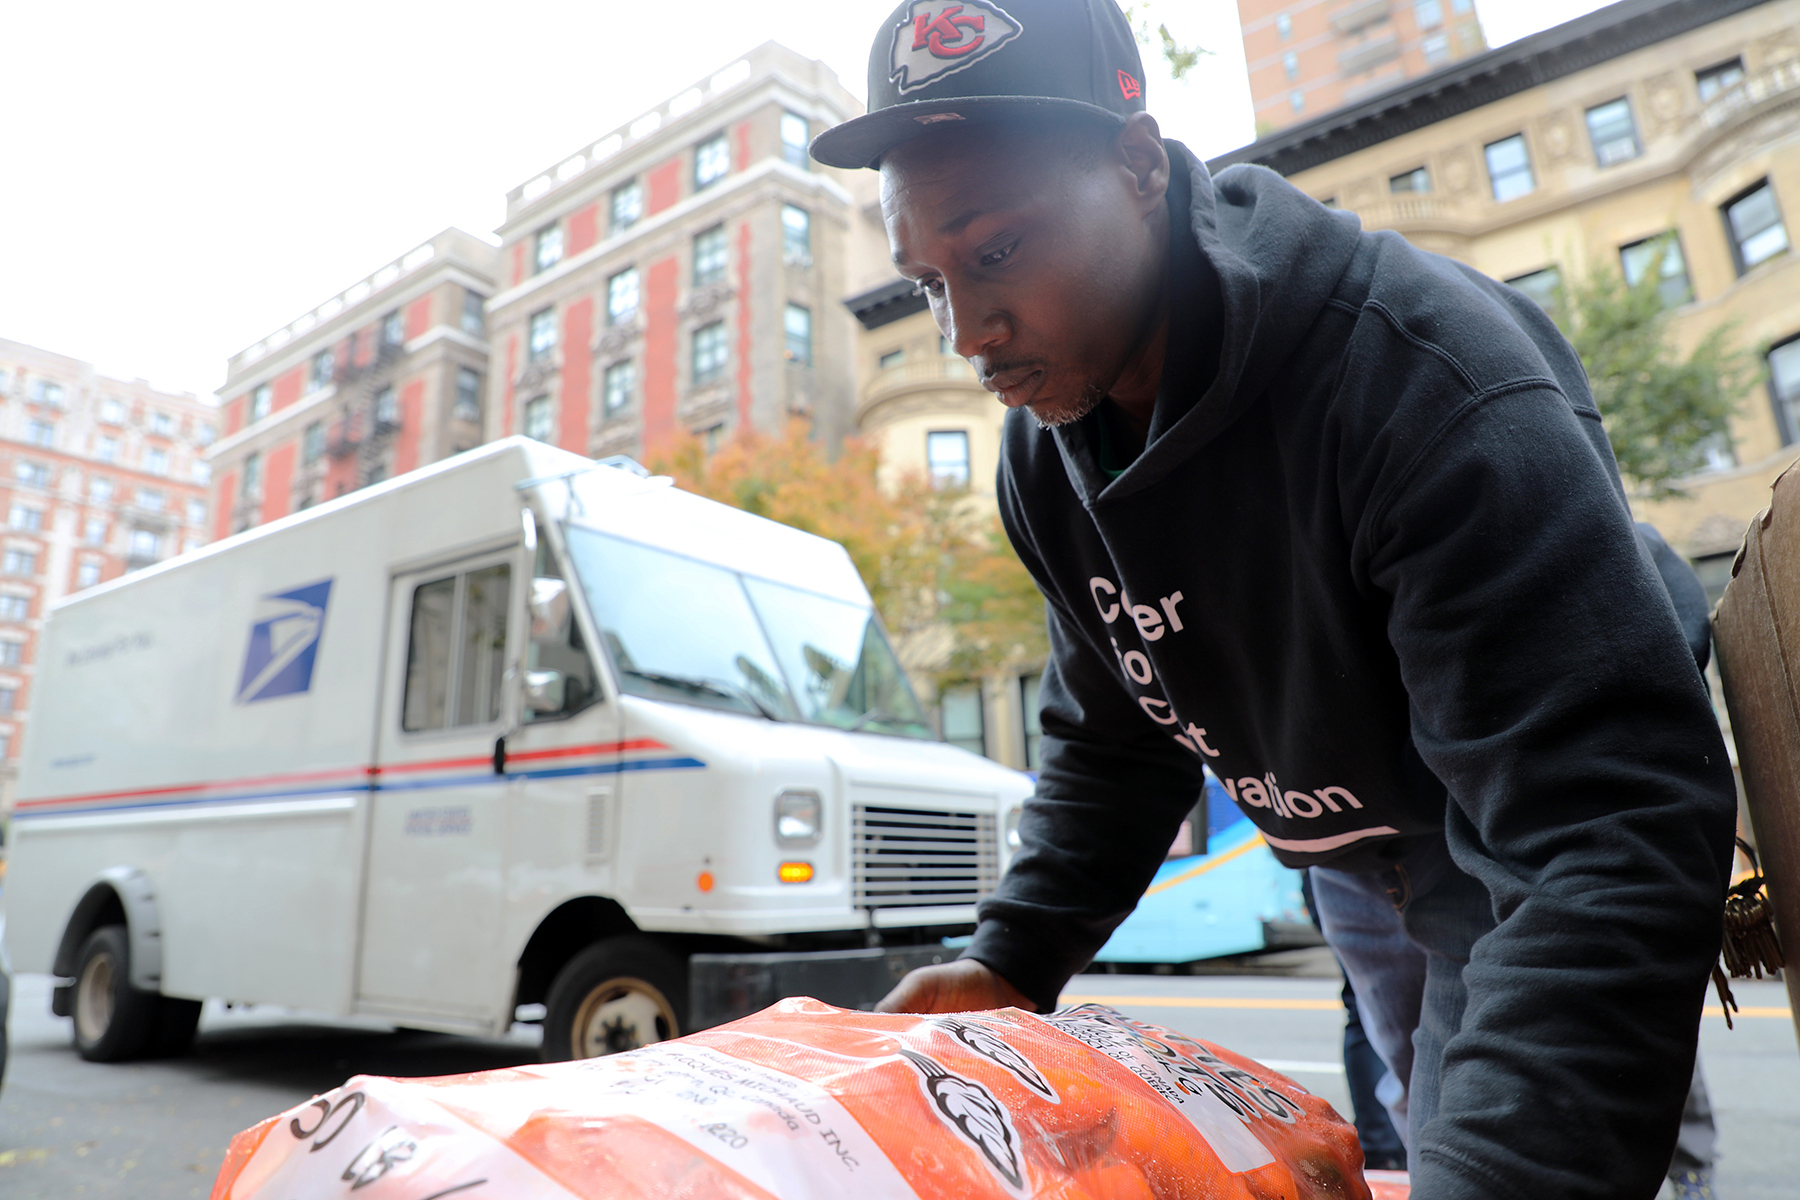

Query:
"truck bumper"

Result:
[[689, 943, 956, 1031]]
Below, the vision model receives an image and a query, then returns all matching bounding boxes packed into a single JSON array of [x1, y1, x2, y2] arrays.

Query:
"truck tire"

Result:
[[542, 936, 687, 1062], [147, 997, 204, 1057], [72, 925, 159, 1062]]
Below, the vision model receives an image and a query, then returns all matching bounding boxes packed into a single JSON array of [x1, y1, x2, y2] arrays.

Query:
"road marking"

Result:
[[1256, 1060, 1346, 1075], [1060, 995, 1793, 1020], [1060, 995, 1341, 1011]]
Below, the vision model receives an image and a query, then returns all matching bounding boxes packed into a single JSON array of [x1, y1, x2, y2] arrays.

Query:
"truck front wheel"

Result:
[[542, 936, 687, 1062], [72, 925, 160, 1062]]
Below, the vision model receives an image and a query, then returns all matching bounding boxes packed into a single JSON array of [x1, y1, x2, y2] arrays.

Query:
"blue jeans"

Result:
[[1308, 835, 1494, 1150]]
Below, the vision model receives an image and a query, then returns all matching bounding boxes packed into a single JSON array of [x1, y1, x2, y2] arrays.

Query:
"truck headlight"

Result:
[[1003, 805, 1023, 852], [774, 790, 822, 848]]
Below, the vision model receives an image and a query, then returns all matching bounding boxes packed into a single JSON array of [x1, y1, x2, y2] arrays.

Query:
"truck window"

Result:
[[526, 540, 601, 721], [402, 562, 512, 732]]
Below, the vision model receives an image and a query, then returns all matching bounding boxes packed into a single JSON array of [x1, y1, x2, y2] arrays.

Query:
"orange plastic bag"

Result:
[[210, 999, 1407, 1200]]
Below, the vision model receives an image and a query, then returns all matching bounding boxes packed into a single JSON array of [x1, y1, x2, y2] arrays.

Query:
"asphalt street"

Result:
[[0, 967, 1794, 1198]]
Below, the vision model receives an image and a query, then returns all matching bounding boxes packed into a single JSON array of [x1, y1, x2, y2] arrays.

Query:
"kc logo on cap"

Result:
[[890, 1, 1024, 94]]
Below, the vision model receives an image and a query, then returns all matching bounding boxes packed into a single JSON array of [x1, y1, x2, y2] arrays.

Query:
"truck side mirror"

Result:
[[526, 669, 566, 714], [530, 578, 570, 640]]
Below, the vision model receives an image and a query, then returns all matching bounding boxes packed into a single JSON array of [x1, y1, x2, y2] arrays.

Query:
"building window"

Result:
[[309, 348, 335, 392], [1696, 58, 1745, 102], [692, 321, 729, 386], [1289, 91, 1305, 113], [26, 418, 54, 447], [137, 488, 164, 511], [1421, 32, 1450, 64], [96, 435, 119, 463], [145, 447, 169, 476], [28, 379, 64, 406], [250, 382, 273, 421], [780, 111, 810, 168], [693, 225, 729, 287], [1283, 52, 1299, 80], [187, 498, 206, 526], [1277, 12, 1291, 38], [603, 360, 635, 414], [8, 505, 41, 532], [89, 476, 113, 503], [695, 133, 731, 190], [534, 223, 564, 274], [927, 430, 971, 488], [524, 395, 553, 441], [0, 687, 15, 715], [0, 594, 27, 621], [1389, 166, 1430, 194], [1019, 672, 1043, 769], [382, 309, 405, 346], [611, 180, 643, 232], [1505, 266, 1562, 313], [940, 683, 985, 756], [198, 423, 215, 446], [879, 349, 905, 369], [83, 517, 105, 544], [302, 421, 325, 465], [3, 549, 37, 576], [454, 367, 482, 423], [242, 451, 262, 499], [100, 397, 125, 424], [0, 641, 21, 667], [151, 411, 173, 436], [528, 307, 558, 362], [1414, 0, 1444, 29], [462, 289, 486, 335], [1585, 98, 1640, 167], [77, 561, 101, 589], [1620, 234, 1693, 308], [128, 529, 160, 561], [1485, 135, 1534, 201], [1768, 335, 1800, 447], [782, 205, 811, 264], [783, 304, 812, 366], [1723, 180, 1789, 275], [14, 461, 49, 488], [603, 268, 638, 327], [375, 385, 400, 428]]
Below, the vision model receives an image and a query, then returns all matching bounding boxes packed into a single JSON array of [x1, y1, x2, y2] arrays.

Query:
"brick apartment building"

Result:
[[1240, 0, 1488, 134], [208, 229, 499, 536], [484, 42, 879, 460], [0, 338, 216, 811]]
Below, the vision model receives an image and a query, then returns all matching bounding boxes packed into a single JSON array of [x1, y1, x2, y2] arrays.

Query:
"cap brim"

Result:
[[809, 95, 1126, 170]]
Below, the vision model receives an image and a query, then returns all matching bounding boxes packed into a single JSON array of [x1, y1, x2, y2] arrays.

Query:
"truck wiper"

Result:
[[624, 670, 779, 720], [847, 709, 907, 732]]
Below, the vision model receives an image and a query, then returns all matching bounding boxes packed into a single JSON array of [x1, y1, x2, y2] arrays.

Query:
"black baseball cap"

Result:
[[809, 0, 1147, 170]]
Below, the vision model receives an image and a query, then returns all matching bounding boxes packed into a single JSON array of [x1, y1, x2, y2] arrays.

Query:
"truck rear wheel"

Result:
[[542, 936, 687, 1062], [72, 925, 159, 1062]]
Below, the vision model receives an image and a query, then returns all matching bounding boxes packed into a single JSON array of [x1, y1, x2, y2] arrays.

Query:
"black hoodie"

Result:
[[966, 143, 1738, 1199]]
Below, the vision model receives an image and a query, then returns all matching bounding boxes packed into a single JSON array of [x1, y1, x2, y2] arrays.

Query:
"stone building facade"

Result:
[[1238, 0, 1488, 135], [0, 338, 216, 811], [208, 229, 499, 536], [485, 43, 878, 461], [1213, 0, 1800, 596]]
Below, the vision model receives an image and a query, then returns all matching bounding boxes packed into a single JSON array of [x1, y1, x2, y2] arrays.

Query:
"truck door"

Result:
[[357, 546, 524, 1026]]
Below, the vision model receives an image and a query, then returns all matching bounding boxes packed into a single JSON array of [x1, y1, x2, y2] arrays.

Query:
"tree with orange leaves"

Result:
[[649, 421, 1046, 690]]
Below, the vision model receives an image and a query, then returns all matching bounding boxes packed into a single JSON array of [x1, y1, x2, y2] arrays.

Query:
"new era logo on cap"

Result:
[[891, 1, 1024, 95]]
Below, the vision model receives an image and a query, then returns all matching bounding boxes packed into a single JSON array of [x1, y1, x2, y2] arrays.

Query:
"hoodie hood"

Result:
[[1056, 141, 1364, 505]]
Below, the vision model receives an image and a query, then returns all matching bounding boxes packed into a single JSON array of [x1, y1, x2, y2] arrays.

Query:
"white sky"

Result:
[[0, 0, 1616, 401]]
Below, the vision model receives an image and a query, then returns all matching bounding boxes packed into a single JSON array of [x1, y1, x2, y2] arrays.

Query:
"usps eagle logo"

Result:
[[891, 1, 1024, 95], [236, 579, 333, 704]]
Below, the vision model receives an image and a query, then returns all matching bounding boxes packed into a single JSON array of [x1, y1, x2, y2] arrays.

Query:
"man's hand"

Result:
[[875, 958, 1039, 1014]]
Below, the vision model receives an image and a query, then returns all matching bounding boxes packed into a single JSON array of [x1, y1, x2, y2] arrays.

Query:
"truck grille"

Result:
[[852, 805, 1000, 909]]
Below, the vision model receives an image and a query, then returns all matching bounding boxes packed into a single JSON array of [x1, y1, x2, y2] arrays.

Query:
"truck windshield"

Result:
[[563, 526, 933, 739]]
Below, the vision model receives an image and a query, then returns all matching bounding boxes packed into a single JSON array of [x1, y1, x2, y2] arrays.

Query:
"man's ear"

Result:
[[1114, 112, 1170, 215]]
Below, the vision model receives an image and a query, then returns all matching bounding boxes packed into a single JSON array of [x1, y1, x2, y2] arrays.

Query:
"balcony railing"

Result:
[[860, 355, 980, 417], [1701, 59, 1800, 131]]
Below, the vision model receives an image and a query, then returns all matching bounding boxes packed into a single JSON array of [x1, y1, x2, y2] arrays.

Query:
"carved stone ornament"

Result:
[[1439, 145, 1476, 194], [1641, 72, 1687, 136], [679, 283, 736, 322], [1757, 29, 1799, 66], [1535, 112, 1580, 165], [1692, 99, 1800, 193], [515, 358, 559, 391], [592, 320, 642, 358], [1343, 176, 1382, 209], [678, 385, 733, 425]]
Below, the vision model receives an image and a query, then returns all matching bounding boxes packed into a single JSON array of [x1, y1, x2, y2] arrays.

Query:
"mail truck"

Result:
[[3, 438, 1032, 1061]]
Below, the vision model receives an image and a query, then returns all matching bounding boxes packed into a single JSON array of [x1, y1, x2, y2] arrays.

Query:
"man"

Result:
[[811, 2, 1738, 1197]]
